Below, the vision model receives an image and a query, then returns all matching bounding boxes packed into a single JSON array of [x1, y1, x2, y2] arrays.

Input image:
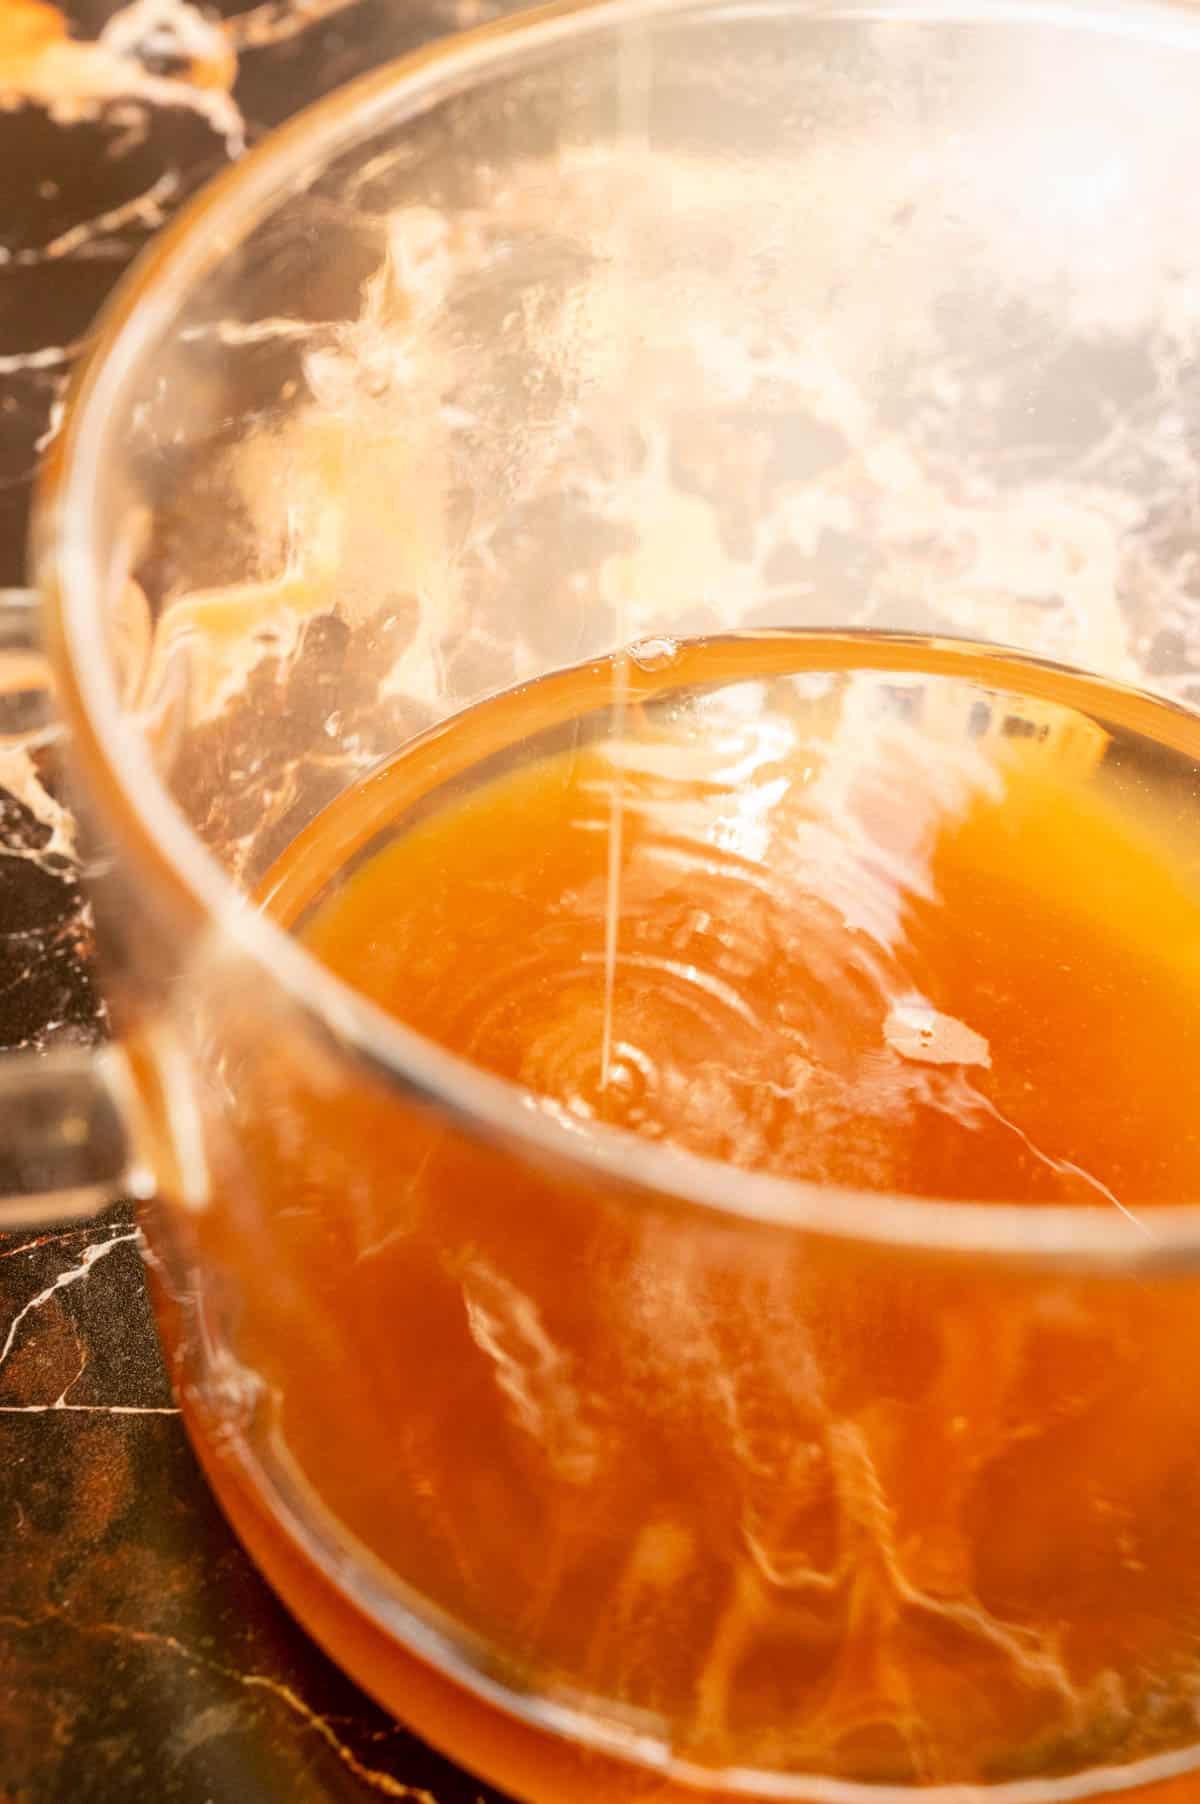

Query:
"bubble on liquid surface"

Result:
[[884, 996, 992, 1069], [627, 636, 679, 673]]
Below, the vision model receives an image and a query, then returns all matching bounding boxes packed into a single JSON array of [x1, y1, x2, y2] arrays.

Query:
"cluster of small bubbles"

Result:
[[626, 636, 680, 672]]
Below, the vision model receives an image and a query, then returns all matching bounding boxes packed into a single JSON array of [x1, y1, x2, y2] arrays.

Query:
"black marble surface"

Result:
[[0, 5, 514, 1798]]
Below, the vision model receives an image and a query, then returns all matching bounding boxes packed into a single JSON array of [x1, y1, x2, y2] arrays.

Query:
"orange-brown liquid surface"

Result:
[[183, 637, 1200, 1797]]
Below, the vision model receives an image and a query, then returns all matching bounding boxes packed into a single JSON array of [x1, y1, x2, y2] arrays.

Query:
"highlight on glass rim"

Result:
[[14, 0, 1200, 1800]]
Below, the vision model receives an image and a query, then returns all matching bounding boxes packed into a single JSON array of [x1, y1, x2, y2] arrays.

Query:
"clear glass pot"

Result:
[[10, 0, 1200, 1797]]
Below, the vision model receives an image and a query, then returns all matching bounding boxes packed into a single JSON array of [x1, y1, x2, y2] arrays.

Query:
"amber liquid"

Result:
[[184, 634, 1200, 1799]]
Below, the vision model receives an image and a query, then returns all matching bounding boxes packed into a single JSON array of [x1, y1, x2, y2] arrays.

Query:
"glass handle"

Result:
[[0, 1046, 150, 1228], [0, 586, 58, 747], [0, 589, 147, 1228]]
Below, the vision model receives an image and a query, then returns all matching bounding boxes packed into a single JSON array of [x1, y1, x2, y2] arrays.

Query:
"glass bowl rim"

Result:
[[34, 0, 1200, 1274]]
